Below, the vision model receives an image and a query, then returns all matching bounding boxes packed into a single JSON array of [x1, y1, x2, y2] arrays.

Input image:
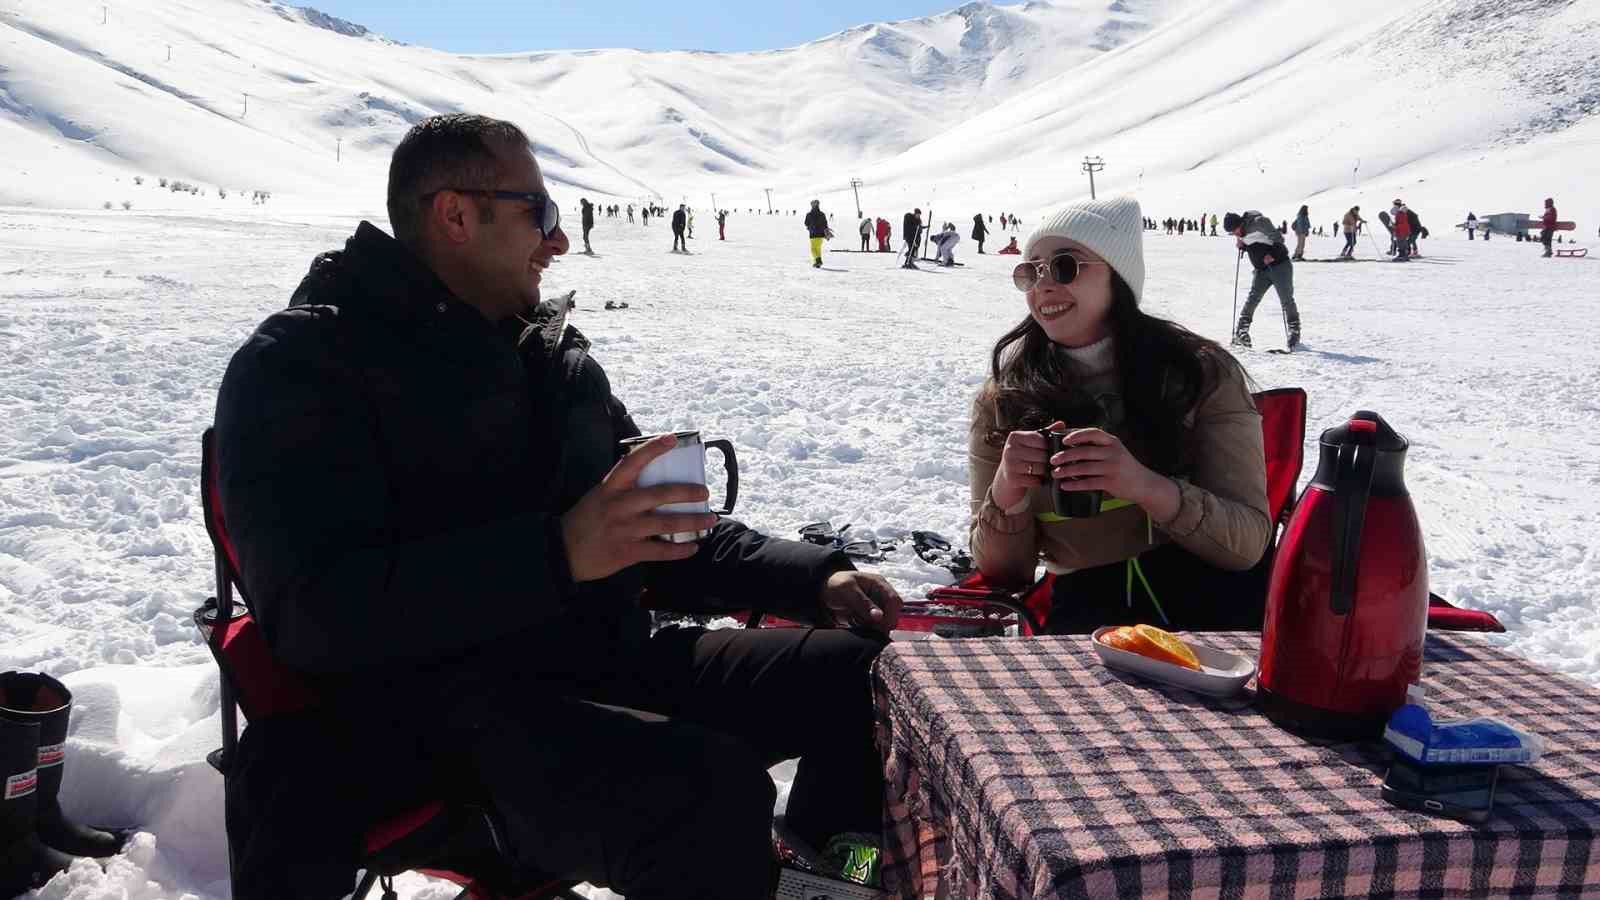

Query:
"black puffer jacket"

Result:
[[212, 222, 847, 895], [804, 208, 829, 238]]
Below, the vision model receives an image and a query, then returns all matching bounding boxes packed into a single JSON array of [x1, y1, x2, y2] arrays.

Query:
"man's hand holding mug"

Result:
[[561, 434, 720, 583]]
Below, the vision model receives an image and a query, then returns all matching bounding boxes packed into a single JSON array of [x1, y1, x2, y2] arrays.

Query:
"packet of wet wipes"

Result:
[[1383, 685, 1544, 767]]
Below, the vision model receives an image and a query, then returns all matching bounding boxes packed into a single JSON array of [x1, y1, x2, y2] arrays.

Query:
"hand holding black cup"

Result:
[[1038, 426, 1104, 518]]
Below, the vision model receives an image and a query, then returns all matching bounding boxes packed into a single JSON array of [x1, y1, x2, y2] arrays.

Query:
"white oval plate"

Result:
[[1090, 626, 1256, 697]]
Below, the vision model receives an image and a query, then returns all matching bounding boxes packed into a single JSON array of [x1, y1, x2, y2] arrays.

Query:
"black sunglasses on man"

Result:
[[419, 189, 560, 239]]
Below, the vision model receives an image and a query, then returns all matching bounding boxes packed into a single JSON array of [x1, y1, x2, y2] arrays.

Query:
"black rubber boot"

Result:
[[0, 672, 128, 857], [0, 714, 77, 895]]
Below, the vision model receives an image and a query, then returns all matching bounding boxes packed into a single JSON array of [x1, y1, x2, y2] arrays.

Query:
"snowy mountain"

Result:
[[848, 0, 1600, 226], [7, 0, 1594, 222], [0, 0, 1171, 211]]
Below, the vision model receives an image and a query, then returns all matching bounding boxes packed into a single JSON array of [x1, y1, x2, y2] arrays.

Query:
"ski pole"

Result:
[[1230, 250, 1241, 342]]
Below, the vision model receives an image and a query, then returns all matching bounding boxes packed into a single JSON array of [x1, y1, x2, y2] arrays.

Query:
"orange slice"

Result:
[[1100, 625, 1140, 653], [1130, 624, 1202, 671]]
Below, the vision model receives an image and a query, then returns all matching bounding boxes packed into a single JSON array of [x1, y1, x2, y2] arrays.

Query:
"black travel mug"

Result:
[[1040, 423, 1104, 519]]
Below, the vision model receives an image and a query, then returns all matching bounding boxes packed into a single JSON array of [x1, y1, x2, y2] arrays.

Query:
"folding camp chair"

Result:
[[904, 387, 1309, 635], [193, 428, 585, 900]]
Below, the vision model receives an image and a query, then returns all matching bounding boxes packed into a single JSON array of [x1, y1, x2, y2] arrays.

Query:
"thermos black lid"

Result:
[[1320, 410, 1408, 453], [1312, 410, 1410, 497]]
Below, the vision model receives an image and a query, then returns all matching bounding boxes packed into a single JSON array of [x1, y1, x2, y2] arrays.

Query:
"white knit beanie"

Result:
[[1023, 196, 1145, 303]]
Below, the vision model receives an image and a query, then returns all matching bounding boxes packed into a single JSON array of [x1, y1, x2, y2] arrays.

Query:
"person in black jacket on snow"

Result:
[[902, 208, 922, 269], [972, 212, 988, 253], [212, 114, 902, 900], [579, 197, 595, 254], [670, 204, 687, 252], [804, 199, 830, 268]]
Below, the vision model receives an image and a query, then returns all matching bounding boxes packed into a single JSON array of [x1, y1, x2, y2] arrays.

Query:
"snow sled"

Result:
[[1555, 247, 1588, 258], [194, 429, 589, 900]]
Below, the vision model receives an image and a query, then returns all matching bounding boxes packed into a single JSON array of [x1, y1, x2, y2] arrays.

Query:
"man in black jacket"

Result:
[[670, 204, 687, 252], [901, 208, 922, 269], [213, 114, 901, 900], [804, 199, 830, 268]]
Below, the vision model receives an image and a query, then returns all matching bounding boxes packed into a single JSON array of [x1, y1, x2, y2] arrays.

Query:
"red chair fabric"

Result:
[[212, 613, 316, 720], [1255, 388, 1307, 528], [1427, 593, 1506, 633]]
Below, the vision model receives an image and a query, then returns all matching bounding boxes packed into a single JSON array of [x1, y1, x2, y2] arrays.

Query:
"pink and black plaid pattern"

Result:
[[873, 633, 1600, 899]]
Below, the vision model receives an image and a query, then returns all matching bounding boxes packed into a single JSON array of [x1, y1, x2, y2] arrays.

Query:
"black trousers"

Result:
[[1045, 543, 1271, 634], [358, 624, 888, 900], [672, 229, 686, 251]]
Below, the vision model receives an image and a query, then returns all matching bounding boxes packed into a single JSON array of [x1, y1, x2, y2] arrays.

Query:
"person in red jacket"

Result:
[[1391, 200, 1413, 261], [875, 216, 891, 252], [1540, 198, 1558, 258]]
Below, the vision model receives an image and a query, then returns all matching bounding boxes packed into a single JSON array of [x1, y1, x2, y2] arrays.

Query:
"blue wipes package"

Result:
[[1383, 686, 1545, 767]]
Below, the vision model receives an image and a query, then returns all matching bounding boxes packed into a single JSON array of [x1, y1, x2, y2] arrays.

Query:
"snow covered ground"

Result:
[[1, 202, 1596, 897]]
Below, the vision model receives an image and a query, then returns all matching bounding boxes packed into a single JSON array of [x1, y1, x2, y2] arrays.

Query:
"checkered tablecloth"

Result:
[[872, 633, 1600, 899]]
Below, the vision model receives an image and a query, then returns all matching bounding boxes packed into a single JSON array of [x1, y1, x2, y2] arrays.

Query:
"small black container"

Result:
[[1040, 428, 1104, 518]]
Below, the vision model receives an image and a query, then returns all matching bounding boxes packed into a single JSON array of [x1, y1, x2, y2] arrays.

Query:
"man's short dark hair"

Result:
[[386, 114, 530, 246]]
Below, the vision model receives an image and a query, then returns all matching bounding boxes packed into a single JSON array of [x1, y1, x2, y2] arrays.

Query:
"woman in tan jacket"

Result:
[[969, 196, 1272, 633]]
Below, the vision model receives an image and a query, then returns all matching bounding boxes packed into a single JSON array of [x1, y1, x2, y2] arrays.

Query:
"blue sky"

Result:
[[309, 1, 964, 53]]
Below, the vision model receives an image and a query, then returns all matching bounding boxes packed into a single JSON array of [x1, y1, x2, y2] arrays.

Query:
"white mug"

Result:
[[617, 431, 739, 543]]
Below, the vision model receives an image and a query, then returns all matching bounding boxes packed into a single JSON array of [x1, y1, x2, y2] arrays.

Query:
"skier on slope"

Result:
[[805, 199, 831, 268], [902, 209, 923, 269], [1391, 200, 1412, 261], [1401, 204, 1427, 257], [1464, 211, 1477, 240], [875, 216, 891, 252], [1539, 198, 1557, 258], [1339, 207, 1366, 259], [1225, 210, 1301, 350], [580, 198, 595, 254], [935, 222, 961, 266], [859, 215, 873, 251], [717, 209, 727, 240], [1291, 205, 1310, 261], [670, 204, 687, 253]]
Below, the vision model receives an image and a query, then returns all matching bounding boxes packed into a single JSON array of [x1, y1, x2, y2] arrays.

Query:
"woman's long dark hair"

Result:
[[983, 273, 1247, 476]]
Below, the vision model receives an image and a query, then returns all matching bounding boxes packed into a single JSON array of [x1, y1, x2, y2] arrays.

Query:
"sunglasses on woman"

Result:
[[419, 188, 561, 239], [1012, 251, 1106, 292]]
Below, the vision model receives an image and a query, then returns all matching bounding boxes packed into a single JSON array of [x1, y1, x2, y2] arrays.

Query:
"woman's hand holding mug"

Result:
[[1047, 428, 1181, 522], [990, 425, 1057, 510], [992, 424, 1181, 522]]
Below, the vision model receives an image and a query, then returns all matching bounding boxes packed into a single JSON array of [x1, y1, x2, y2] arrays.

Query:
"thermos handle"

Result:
[[705, 439, 739, 516], [1329, 439, 1378, 615]]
